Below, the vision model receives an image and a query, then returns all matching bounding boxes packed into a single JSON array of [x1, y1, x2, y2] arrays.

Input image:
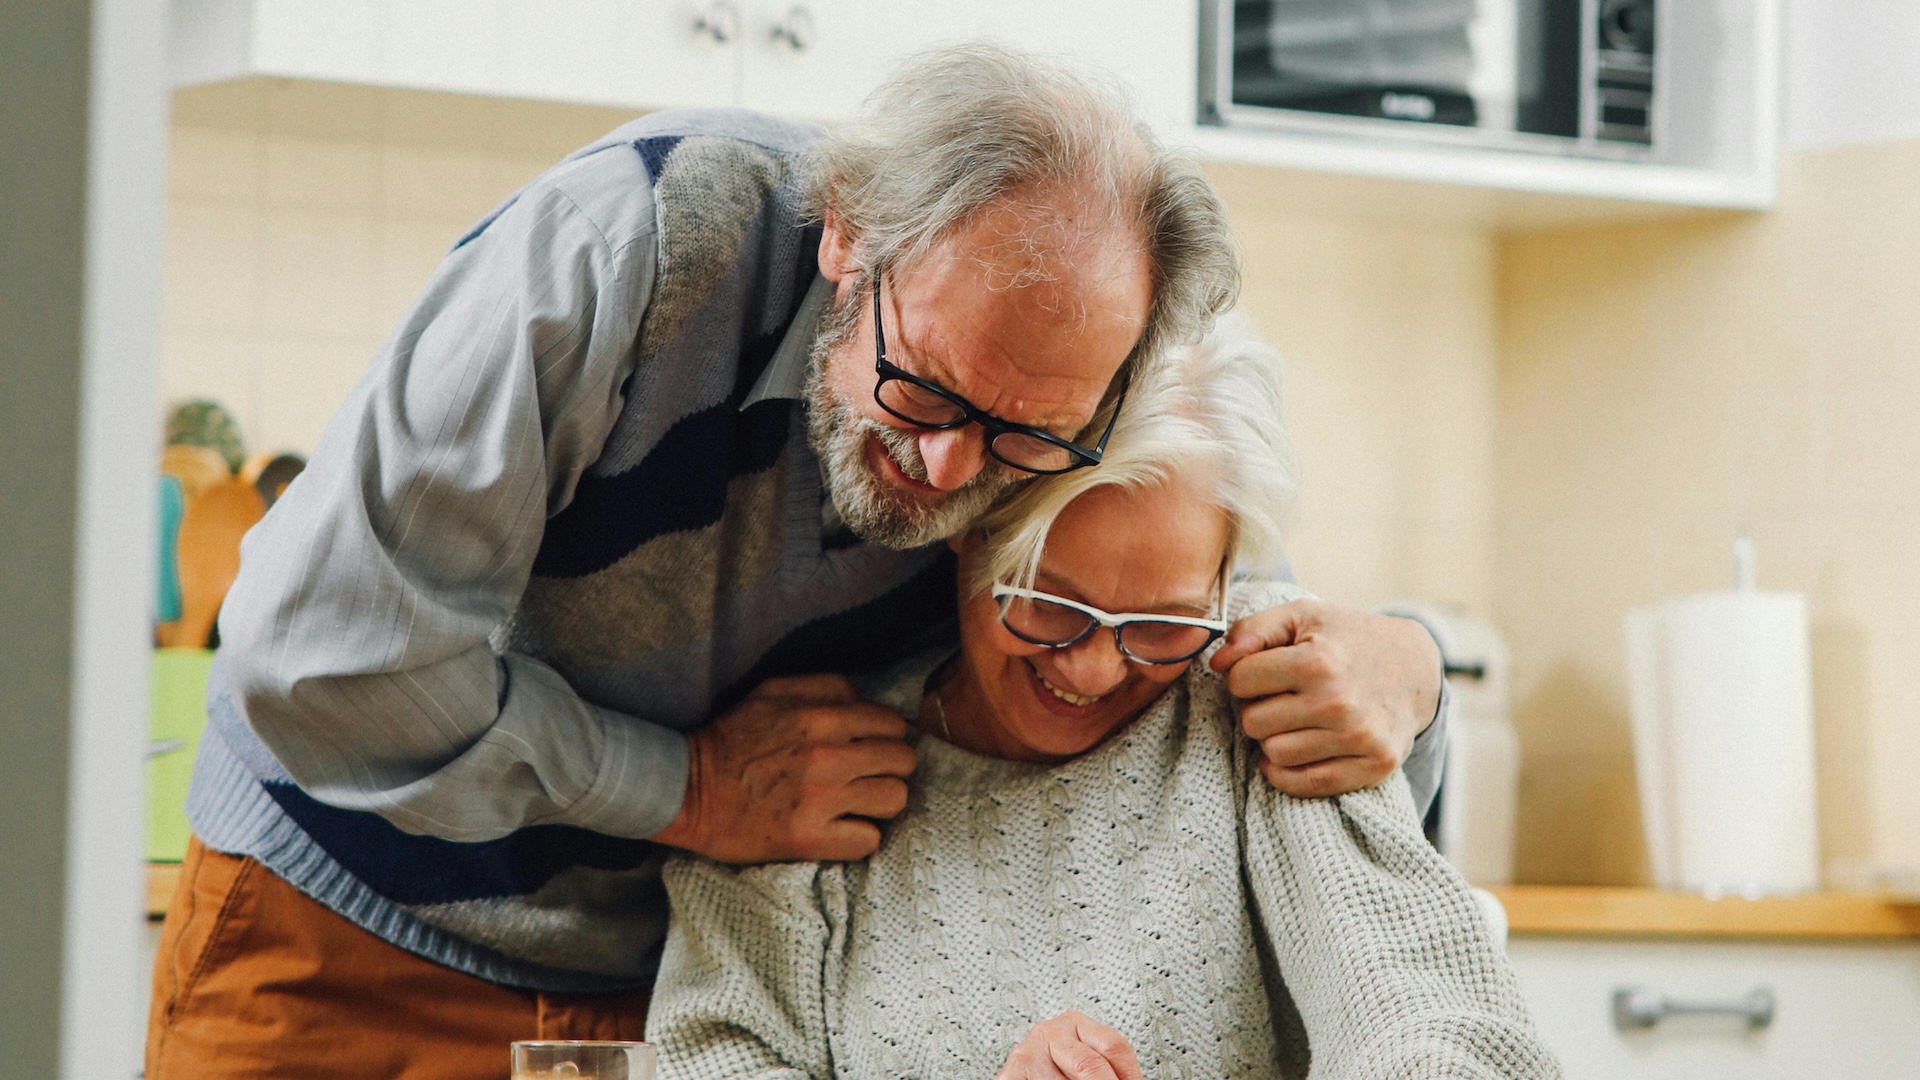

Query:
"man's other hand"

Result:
[[652, 674, 915, 863], [1209, 600, 1441, 798]]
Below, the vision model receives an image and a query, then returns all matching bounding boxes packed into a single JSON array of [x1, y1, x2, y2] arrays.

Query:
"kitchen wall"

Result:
[[1495, 138, 1920, 885], [163, 79, 636, 455], [1207, 167, 1500, 616]]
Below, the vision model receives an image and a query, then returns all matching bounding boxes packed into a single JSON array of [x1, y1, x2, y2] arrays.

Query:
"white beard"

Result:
[[802, 288, 1014, 550]]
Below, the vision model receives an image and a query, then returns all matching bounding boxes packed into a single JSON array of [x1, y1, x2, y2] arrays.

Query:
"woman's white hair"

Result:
[[969, 316, 1294, 596], [808, 41, 1239, 379]]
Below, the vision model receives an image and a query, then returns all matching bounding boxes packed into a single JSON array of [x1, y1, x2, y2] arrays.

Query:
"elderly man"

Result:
[[146, 45, 1448, 1078]]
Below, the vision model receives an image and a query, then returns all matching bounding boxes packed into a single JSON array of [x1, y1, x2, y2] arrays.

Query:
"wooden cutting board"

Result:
[[159, 477, 264, 649]]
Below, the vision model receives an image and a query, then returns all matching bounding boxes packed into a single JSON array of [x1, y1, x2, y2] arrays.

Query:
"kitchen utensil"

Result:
[[241, 450, 306, 510], [157, 474, 185, 624], [161, 477, 263, 649], [161, 443, 232, 498], [165, 398, 246, 473], [1389, 601, 1520, 886]]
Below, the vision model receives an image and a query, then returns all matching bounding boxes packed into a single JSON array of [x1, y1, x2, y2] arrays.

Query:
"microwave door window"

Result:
[[1232, 0, 1479, 126]]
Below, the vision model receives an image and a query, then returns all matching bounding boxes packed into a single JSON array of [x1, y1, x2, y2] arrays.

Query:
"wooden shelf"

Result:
[[1494, 885, 1920, 940]]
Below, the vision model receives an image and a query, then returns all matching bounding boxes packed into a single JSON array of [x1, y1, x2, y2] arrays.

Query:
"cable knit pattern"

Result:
[[650, 585, 1559, 1079]]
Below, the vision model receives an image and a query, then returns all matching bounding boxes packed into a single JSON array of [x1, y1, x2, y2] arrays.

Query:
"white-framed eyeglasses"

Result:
[[991, 582, 1231, 666]]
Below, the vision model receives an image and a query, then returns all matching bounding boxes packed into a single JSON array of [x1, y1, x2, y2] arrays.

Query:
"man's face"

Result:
[[807, 201, 1154, 550]]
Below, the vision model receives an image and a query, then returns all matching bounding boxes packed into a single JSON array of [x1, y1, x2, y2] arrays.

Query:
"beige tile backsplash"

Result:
[[163, 79, 638, 454], [163, 80, 1915, 885], [1497, 140, 1920, 884], [1210, 164, 1500, 616]]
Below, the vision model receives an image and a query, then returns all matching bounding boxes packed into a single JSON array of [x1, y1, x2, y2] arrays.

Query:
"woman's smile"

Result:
[[942, 481, 1232, 763], [1027, 659, 1105, 713]]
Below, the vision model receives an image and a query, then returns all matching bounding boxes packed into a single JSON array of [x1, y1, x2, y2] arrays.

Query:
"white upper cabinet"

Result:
[[173, 0, 742, 109], [169, 0, 1783, 217], [730, 1, 1195, 132]]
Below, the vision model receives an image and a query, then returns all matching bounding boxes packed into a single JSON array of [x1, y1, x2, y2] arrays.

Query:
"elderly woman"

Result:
[[646, 324, 1558, 1080]]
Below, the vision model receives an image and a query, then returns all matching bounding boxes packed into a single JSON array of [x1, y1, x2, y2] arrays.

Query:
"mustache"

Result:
[[867, 420, 931, 483]]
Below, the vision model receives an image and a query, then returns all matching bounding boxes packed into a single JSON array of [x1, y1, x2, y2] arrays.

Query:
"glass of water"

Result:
[[510, 1040, 657, 1080]]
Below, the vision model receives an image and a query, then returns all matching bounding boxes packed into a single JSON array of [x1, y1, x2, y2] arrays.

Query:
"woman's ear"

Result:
[[817, 207, 861, 283]]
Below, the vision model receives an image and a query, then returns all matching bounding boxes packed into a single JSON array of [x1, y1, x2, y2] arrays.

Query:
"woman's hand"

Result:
[[995, 1011, 1145, 1080]]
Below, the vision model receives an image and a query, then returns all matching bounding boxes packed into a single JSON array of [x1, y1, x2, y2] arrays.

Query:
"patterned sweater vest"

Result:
[[188, 113, 959, 991]]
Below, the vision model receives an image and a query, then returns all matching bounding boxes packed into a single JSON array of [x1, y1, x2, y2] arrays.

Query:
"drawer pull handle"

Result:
[[1612, 985, 1775, 1031]]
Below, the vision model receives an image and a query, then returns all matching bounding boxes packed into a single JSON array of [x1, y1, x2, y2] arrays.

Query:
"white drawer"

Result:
[[1507, 938, 1920, 1079]]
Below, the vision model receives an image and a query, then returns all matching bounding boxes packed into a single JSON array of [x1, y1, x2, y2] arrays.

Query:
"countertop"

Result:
[[149, 863, 1920, 939], [1492, 885, 1920, 939]]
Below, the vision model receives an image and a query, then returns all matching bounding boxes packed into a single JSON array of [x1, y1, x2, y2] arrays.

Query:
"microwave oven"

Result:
[[1199, 0, 1658, 156]]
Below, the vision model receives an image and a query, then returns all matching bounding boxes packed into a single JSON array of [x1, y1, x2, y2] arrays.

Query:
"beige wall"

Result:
[[1496, 139, 1920, 885], [163, 79, 637, 456], [1209, 166, 1501, 616]]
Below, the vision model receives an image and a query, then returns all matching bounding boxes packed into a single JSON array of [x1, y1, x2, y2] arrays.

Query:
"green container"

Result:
[[149, 648, 215, 862]]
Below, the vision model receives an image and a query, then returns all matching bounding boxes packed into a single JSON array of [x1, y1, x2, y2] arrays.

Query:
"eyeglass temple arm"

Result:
[[1090, 371, 1130, 454]]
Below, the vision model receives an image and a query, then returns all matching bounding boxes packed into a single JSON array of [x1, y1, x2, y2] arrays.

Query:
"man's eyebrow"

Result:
[[895, 308, 1083, 437]]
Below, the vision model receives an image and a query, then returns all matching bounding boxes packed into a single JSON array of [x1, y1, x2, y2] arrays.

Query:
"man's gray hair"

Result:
[[969, 316, 1294, 596], [808, 41, 1240, 375]]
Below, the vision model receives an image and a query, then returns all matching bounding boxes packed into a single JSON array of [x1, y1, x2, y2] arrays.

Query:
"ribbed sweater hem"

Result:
[[185, 722, 655, 993]]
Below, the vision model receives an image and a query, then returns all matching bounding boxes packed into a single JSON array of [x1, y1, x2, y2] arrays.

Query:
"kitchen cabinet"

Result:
[[168, 0, 1781, 223], [733, 0, 1193, 131], [1494, 887, 1920, 1079], [171, 0, 1191, 126], [172, 0, 742, 110], [1509, 938, 1920, 1079]]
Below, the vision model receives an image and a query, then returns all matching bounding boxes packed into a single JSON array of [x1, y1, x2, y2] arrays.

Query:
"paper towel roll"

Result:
[[1624, 591, 1819, 895]]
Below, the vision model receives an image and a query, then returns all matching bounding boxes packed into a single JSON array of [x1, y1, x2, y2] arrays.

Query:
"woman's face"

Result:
[[953, 482, 1231, 762]]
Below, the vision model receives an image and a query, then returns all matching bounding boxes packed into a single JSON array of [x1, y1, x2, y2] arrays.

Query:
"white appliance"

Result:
[[1199, 0, 1659, 154], [1394, 602, 1521, 886]]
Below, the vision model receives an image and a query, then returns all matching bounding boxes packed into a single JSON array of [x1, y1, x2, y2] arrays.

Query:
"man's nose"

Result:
[[1047, 631, 1130, 699], [916, 427, 988, 490]]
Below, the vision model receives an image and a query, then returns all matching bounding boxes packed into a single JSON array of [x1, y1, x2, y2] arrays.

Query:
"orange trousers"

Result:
[[146, 838, 651, 1080]]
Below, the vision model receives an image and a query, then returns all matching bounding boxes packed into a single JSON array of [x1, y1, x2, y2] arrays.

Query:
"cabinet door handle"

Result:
[[693, 0, 740, 44], [768, 5, 813, 51], [1611, 985, 1776, 1031]]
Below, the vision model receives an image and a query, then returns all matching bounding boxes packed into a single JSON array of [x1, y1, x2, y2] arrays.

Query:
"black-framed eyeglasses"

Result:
[[992, 583, 1231, 665], [870, 270, 1126, 476]]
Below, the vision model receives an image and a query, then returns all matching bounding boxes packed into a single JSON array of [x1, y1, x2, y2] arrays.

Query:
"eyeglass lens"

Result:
[[998, 593, 1216, 663], [875, 373, 1081, 473]]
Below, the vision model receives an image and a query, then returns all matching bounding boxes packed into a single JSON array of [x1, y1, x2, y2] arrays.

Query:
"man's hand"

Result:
[[1209, 600, 1441, 798], [651, 674, 915, 863], [996, 1011, 1144, 1080]]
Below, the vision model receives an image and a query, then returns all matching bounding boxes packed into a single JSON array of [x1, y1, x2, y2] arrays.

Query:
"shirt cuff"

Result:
[[564, 706, 692, 840], [1399, 680, 1450, 820], [1376, 605, 1451, 820]]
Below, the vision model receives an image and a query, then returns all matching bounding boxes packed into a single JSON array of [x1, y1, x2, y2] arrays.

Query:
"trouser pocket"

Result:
[[145, 837, 256, 1073]]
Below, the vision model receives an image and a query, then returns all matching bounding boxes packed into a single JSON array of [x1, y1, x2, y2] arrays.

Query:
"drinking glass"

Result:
[[510, 1040, 657, 1080]]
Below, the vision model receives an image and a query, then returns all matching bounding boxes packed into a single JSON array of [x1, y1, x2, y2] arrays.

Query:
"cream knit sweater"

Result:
[[649, 592, 1559, 1080]]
